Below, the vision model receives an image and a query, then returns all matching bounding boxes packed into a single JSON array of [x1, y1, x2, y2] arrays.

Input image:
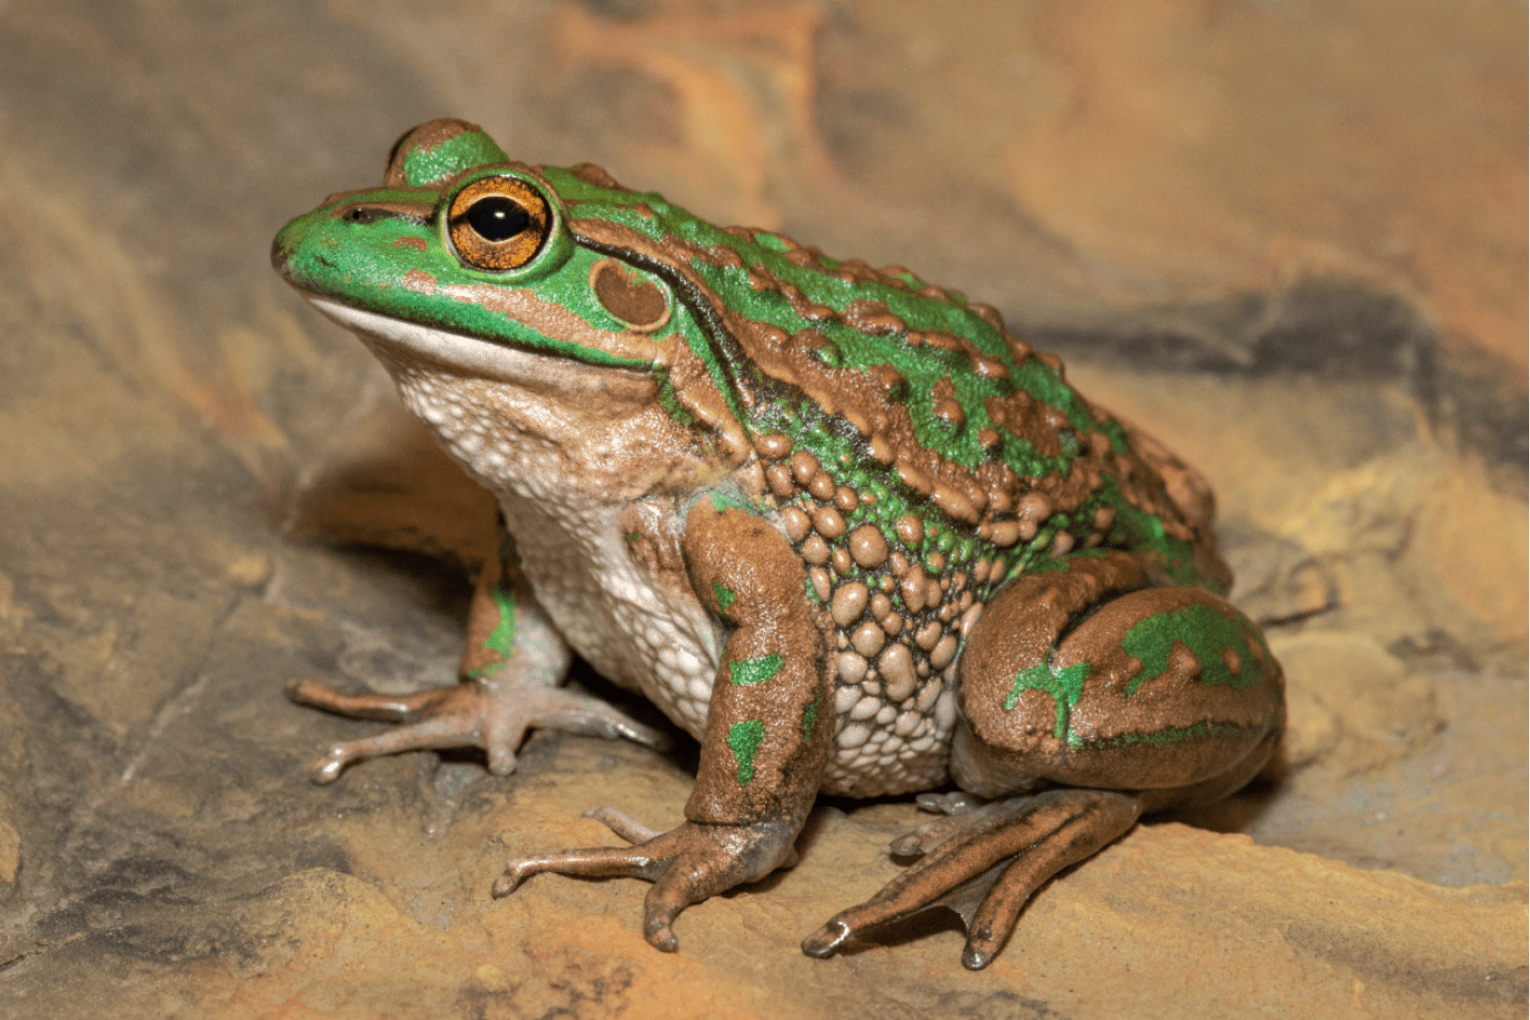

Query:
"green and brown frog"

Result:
[[271, 119, 1283, 969]]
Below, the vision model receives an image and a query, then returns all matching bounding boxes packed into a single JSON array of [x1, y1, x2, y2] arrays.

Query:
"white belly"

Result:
[[500, 492, 723, 741]]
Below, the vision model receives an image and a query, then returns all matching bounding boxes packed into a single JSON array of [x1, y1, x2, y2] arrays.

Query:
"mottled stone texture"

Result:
[[0, 1, 1523, 1017]]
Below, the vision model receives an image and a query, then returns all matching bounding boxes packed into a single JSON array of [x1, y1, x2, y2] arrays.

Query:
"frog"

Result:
[[271, 118, 1284, 970]]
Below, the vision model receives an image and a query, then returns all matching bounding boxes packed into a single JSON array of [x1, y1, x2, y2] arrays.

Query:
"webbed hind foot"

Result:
[[802, 788, 1143, 969]]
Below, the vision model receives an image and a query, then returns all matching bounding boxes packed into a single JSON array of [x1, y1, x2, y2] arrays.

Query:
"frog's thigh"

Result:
[[955, 585, 1284, 800]]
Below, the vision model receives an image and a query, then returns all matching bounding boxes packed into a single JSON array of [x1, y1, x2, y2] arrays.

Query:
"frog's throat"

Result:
[[302, 295, 648, 388]]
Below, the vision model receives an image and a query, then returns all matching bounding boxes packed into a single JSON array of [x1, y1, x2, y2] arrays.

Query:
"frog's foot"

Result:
[[801, 788, 1143, 970], [492, 809, 801, 953], [286, 678, 671, 784]]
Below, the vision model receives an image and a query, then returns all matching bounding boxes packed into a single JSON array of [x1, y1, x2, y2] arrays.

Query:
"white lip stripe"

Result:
[[306, 295, 546, 383]]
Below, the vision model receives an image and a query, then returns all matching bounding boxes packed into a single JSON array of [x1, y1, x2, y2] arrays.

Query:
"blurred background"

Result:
[[0, 2, 1523, 1017]]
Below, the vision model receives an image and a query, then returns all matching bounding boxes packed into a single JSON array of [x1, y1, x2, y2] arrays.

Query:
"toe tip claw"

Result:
[[310, 749, 346, 785], [962, 946, 993, 970], [493, 859, 536, 898], [645, 921, 678, 953], [486, 748, 517, 777], [286, 678, 320, 704], [801, 920, 851, 958]]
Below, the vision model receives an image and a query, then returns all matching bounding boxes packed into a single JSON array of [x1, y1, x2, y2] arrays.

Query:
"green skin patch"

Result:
[[711, 581, 736, 614], [1005, 602, 1270, 748], [1004, 660, 1092, 741], [703, 489, 760, 516], [729, 653, 783, 687], [726, 720, 766, 785], [402, 130, 513, 186], [466, 579, 518, 680], [801, 698, 819, 739], [1122, 603, 1270, 696]]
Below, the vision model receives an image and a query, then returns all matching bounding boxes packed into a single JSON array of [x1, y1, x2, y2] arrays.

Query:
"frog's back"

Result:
[[546, 163, 1228, 595]]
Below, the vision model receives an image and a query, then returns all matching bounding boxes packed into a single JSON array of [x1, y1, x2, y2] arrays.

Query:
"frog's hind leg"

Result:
[[804, 551, 1284, 968], [802, 788, 1143, 969], [287, 536, 668, 784]]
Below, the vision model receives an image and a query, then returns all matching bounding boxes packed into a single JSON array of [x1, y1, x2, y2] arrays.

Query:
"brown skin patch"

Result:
[[842, 299, 905, 335], [731, 317, 1009, 521], [569, 162, 625, 190], [908, 329, 1010, 380], [931, 376, 965, 429], [1069, 589, 1278, 730], [591, 258, 671, 332], [984, 389, 1063, 458], [662, 334, 754, 462]]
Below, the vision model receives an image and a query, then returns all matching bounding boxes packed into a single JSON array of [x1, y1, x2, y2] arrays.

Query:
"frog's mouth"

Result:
[[299, 294, 656, 399]]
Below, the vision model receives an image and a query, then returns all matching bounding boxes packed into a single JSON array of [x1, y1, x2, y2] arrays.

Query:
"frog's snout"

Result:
[[270, 220, 301, 277]]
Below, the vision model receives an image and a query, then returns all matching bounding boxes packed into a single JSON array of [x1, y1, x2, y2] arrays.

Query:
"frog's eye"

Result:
[[446, 175, 551, 271]]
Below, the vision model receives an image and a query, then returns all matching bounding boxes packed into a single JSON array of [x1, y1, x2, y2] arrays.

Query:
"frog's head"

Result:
[[272, 119, 682, 377], [274, 119, 750, 496]]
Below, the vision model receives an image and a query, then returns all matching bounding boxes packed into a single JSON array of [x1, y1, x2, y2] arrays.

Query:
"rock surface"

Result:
[[0, 1, 1523, 1017]]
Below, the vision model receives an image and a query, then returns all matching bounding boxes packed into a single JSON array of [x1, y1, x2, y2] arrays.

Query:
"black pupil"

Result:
[[467, 196, 531, 241]]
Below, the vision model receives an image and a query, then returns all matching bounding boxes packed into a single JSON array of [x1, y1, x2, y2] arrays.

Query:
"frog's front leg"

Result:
[[804, 550, 1284, 969], [287, 523, 669, 783], [493, 501, 834, 952]]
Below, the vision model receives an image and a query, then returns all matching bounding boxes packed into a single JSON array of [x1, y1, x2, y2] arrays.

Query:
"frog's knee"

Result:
[[954, 586, 1283, 798]]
